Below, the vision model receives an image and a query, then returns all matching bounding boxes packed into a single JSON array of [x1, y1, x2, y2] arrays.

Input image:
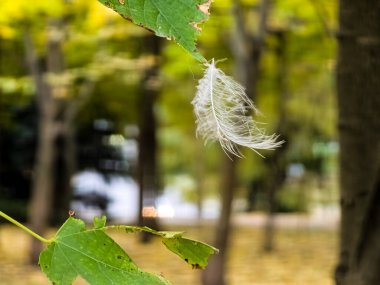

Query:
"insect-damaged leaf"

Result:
[[39, 217, 171, 285], [113, 225, 219, 269], [162, 237, 218, 269], [98, 0, 211, 62]]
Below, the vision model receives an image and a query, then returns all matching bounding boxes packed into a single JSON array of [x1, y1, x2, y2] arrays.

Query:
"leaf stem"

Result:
[[0, 211, 51, 244]]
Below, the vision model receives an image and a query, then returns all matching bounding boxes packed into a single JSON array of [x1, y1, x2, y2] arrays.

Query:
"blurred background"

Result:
[[0, 0, 339, 284]]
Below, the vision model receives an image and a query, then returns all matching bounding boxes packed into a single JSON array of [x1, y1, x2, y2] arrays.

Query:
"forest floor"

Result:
[[0, 213, 337, 285]]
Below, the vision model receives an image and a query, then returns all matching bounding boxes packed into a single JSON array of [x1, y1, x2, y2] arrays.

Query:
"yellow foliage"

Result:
[[0, 25, 15, 39], [0, 0, 64, 22]]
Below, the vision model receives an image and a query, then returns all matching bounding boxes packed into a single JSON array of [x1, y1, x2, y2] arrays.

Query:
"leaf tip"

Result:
[[93, 215, 107, 229]]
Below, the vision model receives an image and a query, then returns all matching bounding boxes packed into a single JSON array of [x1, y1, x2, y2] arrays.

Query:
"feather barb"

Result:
[[192, 59, 284, 157]]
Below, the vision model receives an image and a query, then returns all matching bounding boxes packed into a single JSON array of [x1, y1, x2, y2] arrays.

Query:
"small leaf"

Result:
[[98, 0, 211, 61], [39, 217, 171, 285], [162, 238, 218, 269], [93, 215, 107, 229], [111, 225, 218, 269]]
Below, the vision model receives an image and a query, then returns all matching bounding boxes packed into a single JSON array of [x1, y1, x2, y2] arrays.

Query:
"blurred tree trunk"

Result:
[[25, 19, 65, 263], [335, 1, 380, 284], [262, 29, 289, 252], [201, 158, 237, 285], [54, 101, 77, 224], [195, 140, 205, 222], [54, 80, 95, 224], [137, 36, 161, 241], [202, 1, 270, 284]]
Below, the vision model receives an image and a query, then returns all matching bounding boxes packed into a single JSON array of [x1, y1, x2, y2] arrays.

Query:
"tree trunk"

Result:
[[28, 100, 57, 263], [25, 19, 65, 263], [335, 1, 380, 284], [262, 147, 287, 252], [202, 157, 237, 285], [202, 1, 271, 284], [262, 29, 288, 252], [195, 140, 205, 222], [56, 79, 95, 224], [137, 36, 161, 241], [60, 111, 76, 223]]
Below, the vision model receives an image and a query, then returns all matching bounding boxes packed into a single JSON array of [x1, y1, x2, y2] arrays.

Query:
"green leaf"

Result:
[[162, 238, 217, 269], [110, 225, 218, 269], [39, 217, 171, 285], [98, 0, 210, 62], [39, 217, 218, 284]]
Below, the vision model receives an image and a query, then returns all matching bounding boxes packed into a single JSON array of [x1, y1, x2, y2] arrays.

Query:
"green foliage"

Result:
[[0, 199, 28, 222], [277, 185, 309, 213], [97, 0, 210, 61], [39, 216, 217, 285]]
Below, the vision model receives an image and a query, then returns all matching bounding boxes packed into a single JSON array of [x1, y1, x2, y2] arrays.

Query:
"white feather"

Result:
[[192, 59, 283, 157]]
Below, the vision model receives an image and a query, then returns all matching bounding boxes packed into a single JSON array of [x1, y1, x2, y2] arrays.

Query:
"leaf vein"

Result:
[[57, 240, 132, 273]]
